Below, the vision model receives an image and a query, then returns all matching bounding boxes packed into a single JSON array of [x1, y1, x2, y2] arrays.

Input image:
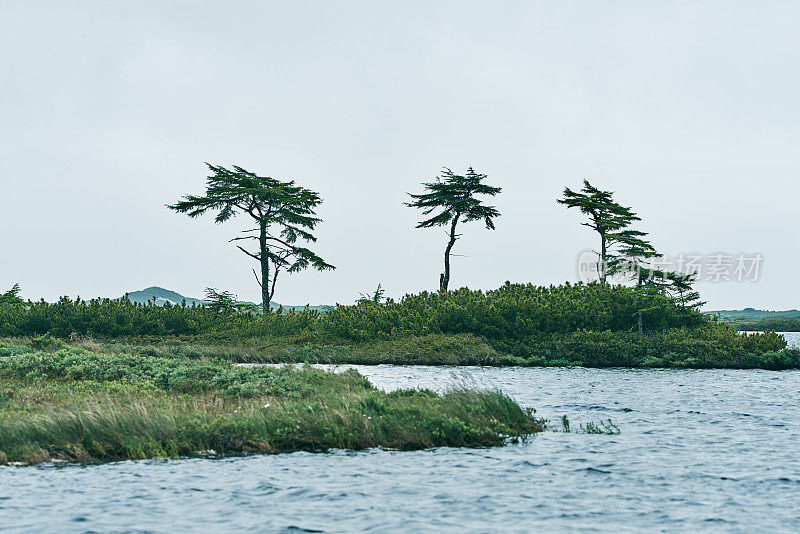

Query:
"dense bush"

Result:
[[0, 283, 704, 340], [1, 283, 791, 368], [0, 296, 317, 338], [319, 282, 706, 340], [516, 327, 794, 369]]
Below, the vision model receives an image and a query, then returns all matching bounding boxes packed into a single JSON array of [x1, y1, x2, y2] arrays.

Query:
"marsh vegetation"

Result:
[[0, 342, 544, 465]]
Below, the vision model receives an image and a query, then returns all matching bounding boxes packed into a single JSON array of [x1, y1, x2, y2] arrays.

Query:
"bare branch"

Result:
[[235, 245, 261, 261]]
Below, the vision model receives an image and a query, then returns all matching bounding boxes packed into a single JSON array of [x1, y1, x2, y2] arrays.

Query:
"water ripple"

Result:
[[3, 364, 800, 532]]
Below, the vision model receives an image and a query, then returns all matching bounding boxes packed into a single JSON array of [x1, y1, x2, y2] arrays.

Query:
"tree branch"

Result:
[[235, 245, 261, 261], [252, 268, 262, 287]]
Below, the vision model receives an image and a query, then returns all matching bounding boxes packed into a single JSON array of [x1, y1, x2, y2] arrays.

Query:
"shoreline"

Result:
[[0, 343, 544, 466]]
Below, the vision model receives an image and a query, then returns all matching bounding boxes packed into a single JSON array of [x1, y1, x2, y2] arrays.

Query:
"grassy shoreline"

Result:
[[0, 343, 544, 465], [18, 329, 797, 370], [3, 326, 793, 465]]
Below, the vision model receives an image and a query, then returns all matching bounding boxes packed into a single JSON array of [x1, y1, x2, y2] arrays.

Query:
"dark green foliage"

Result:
[[358, 283, 386, 304], [2, 282, 701, 339], [558, 180, 643, 283], [28, 335, 57, 351], [203, 288, 238, 315], [168, 164, 334, 312], [0, 284, 23, 306], [559, 181, 704, 312], [0, 296, 319, 338], [320, 282, 707, 341], [517, 327, 793, 370], [0, 283, 792, 369], [406, 168, 501, 291]]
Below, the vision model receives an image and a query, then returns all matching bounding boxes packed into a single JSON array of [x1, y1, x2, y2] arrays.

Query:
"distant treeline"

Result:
[[723, 318, 800, 332], [707, 308, 800, 332]]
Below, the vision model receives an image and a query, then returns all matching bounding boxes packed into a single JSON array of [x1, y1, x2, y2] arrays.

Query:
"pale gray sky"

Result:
[[1, 1, 797, 309]]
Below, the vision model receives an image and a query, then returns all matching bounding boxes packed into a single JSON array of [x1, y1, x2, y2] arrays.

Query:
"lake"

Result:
[[2, 332, 799, 532]]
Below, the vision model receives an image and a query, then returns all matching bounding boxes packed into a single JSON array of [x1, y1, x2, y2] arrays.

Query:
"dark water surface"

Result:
[[2, 333, 799, 533]]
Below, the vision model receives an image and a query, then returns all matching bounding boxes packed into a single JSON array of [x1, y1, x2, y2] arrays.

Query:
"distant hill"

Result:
[[121, 286, 333, 312], [124, 287, 205, 307]]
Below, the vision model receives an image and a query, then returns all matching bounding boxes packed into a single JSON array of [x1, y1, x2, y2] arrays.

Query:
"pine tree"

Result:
[[168, 164, 335, 313], [203, 288, 237, 315], [406, 167, 501, 291], [558, 180, 642, 283], [560, 180, 706, 330], [0, 284, 23, 305]]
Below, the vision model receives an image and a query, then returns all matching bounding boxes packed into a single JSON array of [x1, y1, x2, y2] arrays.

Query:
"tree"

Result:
[[0, 283, 23, 305], [560, 181, 705, 330], [665, 272, 705, 309], [203, 288, 237, 315], [557, 180, 642, 283], [357, 283, 386, 305], [606, 217, 705, 330], [406, 167, 501, 291], [168, 164, 335, 313]]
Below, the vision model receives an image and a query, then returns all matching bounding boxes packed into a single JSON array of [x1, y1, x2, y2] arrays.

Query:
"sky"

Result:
[[1, 1, 798, 310]]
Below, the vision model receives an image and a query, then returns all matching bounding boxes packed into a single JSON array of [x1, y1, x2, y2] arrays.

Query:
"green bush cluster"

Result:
[[0, 296, 317, 338], [517, 327, 795, 369], [319, 282, 706, 340], [0, 282, 704, 339], [0, 283, 792, 368]]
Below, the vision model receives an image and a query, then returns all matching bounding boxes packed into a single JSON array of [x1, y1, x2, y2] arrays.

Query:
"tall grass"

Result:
[[0, 348, 544, 465]]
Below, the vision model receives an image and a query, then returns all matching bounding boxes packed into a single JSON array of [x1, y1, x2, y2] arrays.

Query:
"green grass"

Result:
[[0, 344, 544, 465], [22, 326, 797, 370]]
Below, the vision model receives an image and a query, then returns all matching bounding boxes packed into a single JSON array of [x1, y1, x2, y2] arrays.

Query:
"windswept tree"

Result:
[[606, 210, 704, 311], [0, 283, 23, 305], [168, 164, 335, 313], [558, 180, 645, 283], [560, 180, 705, 330], [203, 288, 238, 315], [406, 167, 501, 291], [357, 283, 386, 305]]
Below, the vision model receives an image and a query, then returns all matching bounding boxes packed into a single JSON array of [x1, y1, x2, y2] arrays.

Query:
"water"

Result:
[[2, 333, 799, 533], [787, 331, 800, 349]]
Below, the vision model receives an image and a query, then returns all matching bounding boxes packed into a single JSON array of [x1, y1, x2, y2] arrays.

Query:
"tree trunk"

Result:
[[637, 310, 643, 334], [440, 213, 460, 291], [259, 222, 270, 313], [599, 230, 607, 284]]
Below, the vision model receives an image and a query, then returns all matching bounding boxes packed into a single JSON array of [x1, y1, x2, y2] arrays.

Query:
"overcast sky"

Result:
[[1, 1, 797, 310]]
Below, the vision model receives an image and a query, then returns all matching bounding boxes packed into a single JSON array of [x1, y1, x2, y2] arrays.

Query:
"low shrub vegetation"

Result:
[[0, 345, 544, 465], [0, 282, 795, 369]]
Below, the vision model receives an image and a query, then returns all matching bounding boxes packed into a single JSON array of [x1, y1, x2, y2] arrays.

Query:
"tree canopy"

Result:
[[558, 179, 646, 283], [0, 284, 23, 306], [168, 164, 334, 312], [406, 167, 501, 291]]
